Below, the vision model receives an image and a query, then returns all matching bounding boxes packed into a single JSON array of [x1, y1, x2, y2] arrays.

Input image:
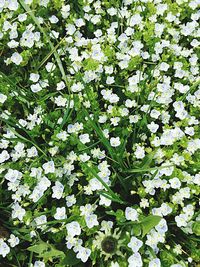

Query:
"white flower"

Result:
[[52, 181, 64, 199], [55, 96, 67, 107], [79, 134, 90, 144], [175, 214, 188, 227], [129, 14, 142, 26], [31, 83, 43, 93], [149, 258, 161, 267], [106, 76, 115, 84], [0, 239, 10, 257], [11, 52, 22, 65], [49, 15, 59, 24], [85, 214, 99, 229], [159, 62, 169, 71], [8, 234, 19, 247], [110, 137, 121, 147], [56, 131, 68, 141], [30, 73, 40, 82], [135, 145, 145, 159], [33, 261, 45, 267], [0, 93, 7, 103], [71, 82, 84, 92], [128, 237, 143, 252], [169, 177, 181, 189], [147, 122, 159, 133], [66, 194, 76, 207], [35, 215, 47, 229], [0, 150, 10, 163], [125, 207, 138, 221], [66, 221, 81, 237], [27, 147, 38, 158], [128, 252, 143, 267], [7, 0, 18, 10], [56, 81, 65, 91], [5, 169, 22, 182], [99, 195, 112, 206], [12, 202, 26, 221], [155, 219, 168, 234], [45, 62, 56, 72], [110, 262, 120, 267], [54, 207, 66, 220], [42, 160, 55, 174], [79, 153, 90, 162], [76, 246, 91, 263]]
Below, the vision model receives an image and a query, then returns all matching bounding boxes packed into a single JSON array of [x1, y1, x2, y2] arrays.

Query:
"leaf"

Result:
[[58, 250, 81, 266], [140, 215, 162, 237], [139, 150, 157, 169], [27, 242, 48, 255], [27, 241, 65, 260]]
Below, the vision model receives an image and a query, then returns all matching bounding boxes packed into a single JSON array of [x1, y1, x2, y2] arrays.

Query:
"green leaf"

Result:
[[140, 215, 162, 237], [192, 221, 200, 236], [58, 250, 81, 266], [27, 241, 65, 260]]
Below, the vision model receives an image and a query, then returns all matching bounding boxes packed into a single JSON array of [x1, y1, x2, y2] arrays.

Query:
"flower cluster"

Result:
[[0, 0, 199, 266]]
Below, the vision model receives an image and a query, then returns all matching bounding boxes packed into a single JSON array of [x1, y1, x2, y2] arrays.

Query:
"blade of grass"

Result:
[[125, 164, 175, 173], [83, 109, 121, 165], [82, 163, 125, 204]]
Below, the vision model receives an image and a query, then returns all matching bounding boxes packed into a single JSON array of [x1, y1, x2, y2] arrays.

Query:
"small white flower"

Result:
[[129, 14, 142, 26], [12, 202, 26, 221], [79, 134, 90, 144], [128, 237, 143, 252], [54, 207, 66, 220], [49, 15, 59, 24], [56, 131, 68, 141], [55, 96, 67, 107], [175, 214, 188, 227], [5, 169, 22, 182], [45, 62, 56, 72], [71, 82, 84, 92], [149, 258, 161, 267], [0, 239, 10, 258], [42, 160, 55, 174], [34, 215, 47, 230], [110, 137, 121, 147], [27, 147, 38, 158], [76, 246, 91, 263], [125, 207, 138, 221], [56, 81, 65, 91], [8, 234, 19, 247], [85, 214, 99, 229], [52, 181, 64, 199], [66, 194, 76, 207], [30, 73, 40, 82], [106, 76, 115, 84], [147, 122, 159, 133], [0, 93, 7, 104], [128, 252, 143, 267], [169, 177, 181, 189], [66, 221, 81, 237], [99, 195, 112, 206], [30, 83, 43, 93], [135, 145, 145, 159], [11, 52, 22, 65], [33, 261, 45, 267]]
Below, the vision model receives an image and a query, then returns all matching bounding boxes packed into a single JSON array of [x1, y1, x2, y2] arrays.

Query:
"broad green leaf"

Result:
[[140, 215, 162, 237], [27, 241, 65, 260], [58, 250, 81, 266]]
